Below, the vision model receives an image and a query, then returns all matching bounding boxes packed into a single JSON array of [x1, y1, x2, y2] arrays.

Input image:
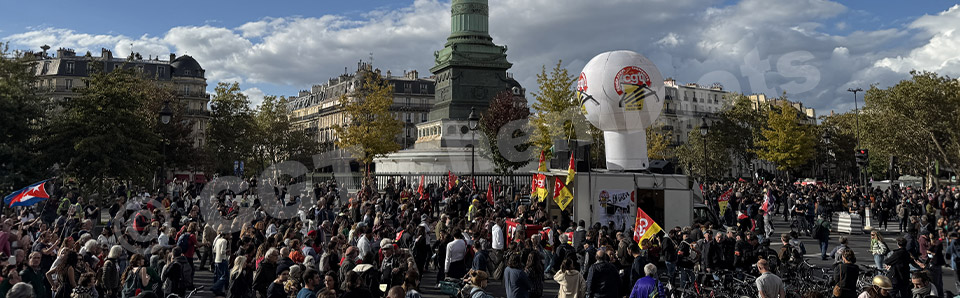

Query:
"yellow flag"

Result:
[[566, 153, 576, 185], [633, 207, 662, 248], [553, 177, 573, 211]]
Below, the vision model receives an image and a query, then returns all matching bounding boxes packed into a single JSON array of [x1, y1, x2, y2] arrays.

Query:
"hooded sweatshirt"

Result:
[[553, 269, 586, 298]]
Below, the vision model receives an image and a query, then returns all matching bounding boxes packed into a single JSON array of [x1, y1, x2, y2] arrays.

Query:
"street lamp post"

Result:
[[468, 107, 479, 179], [823, 130, 832, 184], [848, 87, 864, 189], [159, 100, 172, 191], [699, 117, 709, 183]]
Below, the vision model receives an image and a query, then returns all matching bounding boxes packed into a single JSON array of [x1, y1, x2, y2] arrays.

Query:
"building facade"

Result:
[[656, 80, 817, 179], [286, 62, 435, 172], [659, 79, 728, 145], [27, 46, 211, 182]]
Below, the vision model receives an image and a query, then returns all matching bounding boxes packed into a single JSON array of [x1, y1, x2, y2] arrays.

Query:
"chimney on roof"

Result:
[[102, 48, 113, 60], [386, 70, 391, 78], [170, 53, 176, 61]]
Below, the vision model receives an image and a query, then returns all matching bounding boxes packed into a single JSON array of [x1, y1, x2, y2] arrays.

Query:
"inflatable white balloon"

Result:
[[577, 50, 664, 171]]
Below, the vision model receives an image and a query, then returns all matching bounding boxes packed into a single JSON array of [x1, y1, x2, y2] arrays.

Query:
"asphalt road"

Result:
[[184, 214, 958, 298]]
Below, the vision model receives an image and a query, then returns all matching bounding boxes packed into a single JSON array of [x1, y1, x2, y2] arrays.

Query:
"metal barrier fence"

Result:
[[308, 172, 532, 193]]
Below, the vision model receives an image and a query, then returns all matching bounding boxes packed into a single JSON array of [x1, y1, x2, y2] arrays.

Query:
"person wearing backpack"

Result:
[[177, 223, 199, 271], [777, 234, 802, 271], [814, 215, 831, 260]]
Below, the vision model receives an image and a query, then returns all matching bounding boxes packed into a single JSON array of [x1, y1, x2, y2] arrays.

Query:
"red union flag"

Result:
[[532, 174, 548, 202], [633, 207, 662, 248]]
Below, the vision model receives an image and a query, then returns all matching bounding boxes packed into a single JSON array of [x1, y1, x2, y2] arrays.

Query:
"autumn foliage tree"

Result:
[[479, 91, 531, 175], [333, 71, 402, 175], [530, 61, 591, 158], [754, 101, 816, 173]]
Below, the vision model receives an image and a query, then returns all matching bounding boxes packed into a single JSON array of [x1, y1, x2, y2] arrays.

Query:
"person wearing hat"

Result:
[[379, 240, 407, 290], [266, 266, 290, 298], [859, 275, 893, 298]]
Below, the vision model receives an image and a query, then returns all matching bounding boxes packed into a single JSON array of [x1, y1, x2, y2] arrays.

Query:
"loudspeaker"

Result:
[[648, 160, 675, 174]]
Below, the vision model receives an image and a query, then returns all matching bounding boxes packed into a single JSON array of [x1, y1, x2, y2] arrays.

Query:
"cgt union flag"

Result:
[[633, 207, 662, 248], [4, 180, 50, 207], [552, 177, 573, 211]]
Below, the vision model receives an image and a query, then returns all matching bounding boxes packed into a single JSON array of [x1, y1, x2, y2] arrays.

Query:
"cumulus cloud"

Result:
[[242, 87, 266, 108], [3, 0, 958, 113]]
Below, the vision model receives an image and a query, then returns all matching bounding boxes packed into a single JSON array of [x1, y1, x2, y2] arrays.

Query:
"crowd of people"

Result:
[[0, 175, 955, 298]]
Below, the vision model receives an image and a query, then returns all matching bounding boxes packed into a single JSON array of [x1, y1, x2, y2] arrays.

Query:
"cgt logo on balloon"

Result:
[[578, 50, 665, 171]]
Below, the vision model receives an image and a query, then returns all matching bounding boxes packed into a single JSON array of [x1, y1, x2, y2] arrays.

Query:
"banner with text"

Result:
[[595, 189, 634, 230]]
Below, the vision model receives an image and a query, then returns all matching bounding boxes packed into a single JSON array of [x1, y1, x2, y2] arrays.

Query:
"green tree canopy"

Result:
[[333, 71, 402, 174], [45, 63, 176, 190], [0, 44, 48, 191], [206, 82, 257, 175]]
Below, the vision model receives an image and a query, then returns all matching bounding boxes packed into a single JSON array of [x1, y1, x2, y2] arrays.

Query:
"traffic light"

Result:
[[855, 149, 869, 166]]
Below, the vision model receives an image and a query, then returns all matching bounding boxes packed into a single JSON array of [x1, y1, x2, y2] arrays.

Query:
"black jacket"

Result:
[[629, 255, 646, 285], [586, 261, 621, 298], [253, 261, 278, 298], [885, 248, 912, 284]]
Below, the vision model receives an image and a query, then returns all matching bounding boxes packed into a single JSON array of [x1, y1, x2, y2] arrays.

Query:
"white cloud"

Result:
[[3, 0, 958, 113], [242, 87, 266, 108], [873, 5, 960, 75]]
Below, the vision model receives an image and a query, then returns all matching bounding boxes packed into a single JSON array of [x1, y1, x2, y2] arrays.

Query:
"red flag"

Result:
[[448, 171, 456, 191], [472, 177, 477, 190], [417, 175, 425, 200], [486, 182, 494, 205]]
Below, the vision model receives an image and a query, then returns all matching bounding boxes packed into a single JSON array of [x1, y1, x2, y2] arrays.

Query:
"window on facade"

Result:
[[404, 83, 412, 92], [185, 70, 192, 76], [65, 79, 73, 90], [86, 63, 94, 74], [137, 65, 144, 73], [420, 84, 427, 94], [41, 62, 50, 74], [158, 66, 165, 77], [422, 113, 427, 122], [66, 62, 75, 74]]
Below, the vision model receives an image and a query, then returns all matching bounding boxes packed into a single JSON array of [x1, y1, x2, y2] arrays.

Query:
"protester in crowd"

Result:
[[859, 275, 893, 298], [628, 263, 663, 298], [756, 259, 785, 298]]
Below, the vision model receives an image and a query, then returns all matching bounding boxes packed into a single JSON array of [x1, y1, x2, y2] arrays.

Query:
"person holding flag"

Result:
[[633, 207, 662, 249], [4, 180, 50, 208]]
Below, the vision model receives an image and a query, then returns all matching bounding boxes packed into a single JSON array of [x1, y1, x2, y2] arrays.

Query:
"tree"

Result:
[[253, 95, 319, 172], [818, 112, 859, 182], [45, 63, 174, 191], [530, 61, 590, 158], [712, 93, 765, 169], [478, 91, 531, 175], [753, 101, 817, 173], [862, 71, 960, 186], [676, 130, 730, 181], [333, 71, 402, 175], [206, 82, 257, 176], [646, 124, 672, 160], [0, 43, 48, 192]]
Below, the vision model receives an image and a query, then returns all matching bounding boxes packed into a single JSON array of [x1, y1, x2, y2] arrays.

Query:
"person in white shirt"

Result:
[[211, 230, 231, 295], [357, 227, 373, 260], [445, 229, 468, 279]]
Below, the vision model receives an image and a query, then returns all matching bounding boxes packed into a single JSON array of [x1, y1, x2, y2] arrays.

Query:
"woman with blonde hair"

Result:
[[870, 231, 889, 270], [228, 255, 253, 298]]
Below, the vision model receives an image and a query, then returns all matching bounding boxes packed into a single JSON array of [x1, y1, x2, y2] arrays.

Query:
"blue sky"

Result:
[[3, 0, 958, 113]]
